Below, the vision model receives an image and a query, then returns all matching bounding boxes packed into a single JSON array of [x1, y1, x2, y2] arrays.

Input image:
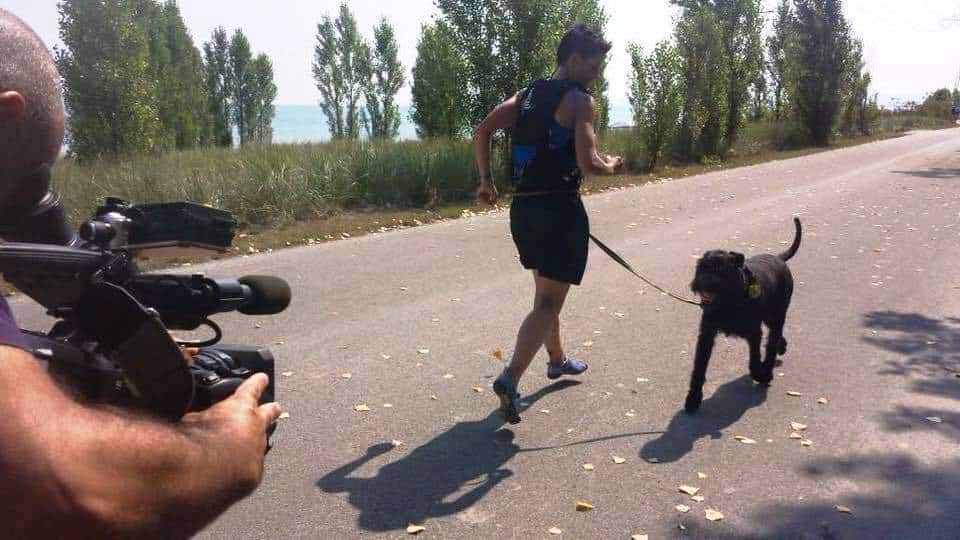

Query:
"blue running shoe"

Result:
[[493, 368, 521, 424], [547, 357, 588, 380]]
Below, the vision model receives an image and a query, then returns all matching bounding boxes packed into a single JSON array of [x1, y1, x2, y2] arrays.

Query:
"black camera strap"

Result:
[[75, 282, 194, 420]]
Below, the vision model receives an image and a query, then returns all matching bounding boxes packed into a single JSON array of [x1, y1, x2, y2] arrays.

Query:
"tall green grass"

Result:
[[53, 114, 953, 227]]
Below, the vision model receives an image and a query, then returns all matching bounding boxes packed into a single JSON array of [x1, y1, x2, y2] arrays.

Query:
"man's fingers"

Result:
[[257, 402, 283, 424], [233, 372, 270, 404]]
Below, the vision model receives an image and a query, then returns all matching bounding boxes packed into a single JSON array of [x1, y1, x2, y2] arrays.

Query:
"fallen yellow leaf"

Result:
[[817, 397, 829, 404], [383, 403, 393, 408], [582, 463, 595, 471], [548, 527, 563, 535], [417, 349, 430, 355], [735, 436, 757, 444], [631, 535, 649, 540], [472, 386, 484, 393], [679, 485, 700, 496], [539, 409, 551, 414], [612, 456, 627, 464], [493, 349, 503, 360], [835, 505, 853, 514], [697, 472, 708, 479], [789, 432, 803, 439], [582, 341, 594, 347], [406, 524, 426, 534], [430, 395, 438, 400], [801, 439, 813, 447], [791, 422, 808, 431], [787, 391, 803, 397], [281, 371, 293, 377], [354, 404, 371, 412], [675, 504, 691, 513], [705, 508, 724, 521], [691, 495, 706, 503], [576, 500, 594, 512], [381, 354, 392, 360], [926, 416, 943, 424], [442, 373, 454, 379], [341, 373, 353, 379]]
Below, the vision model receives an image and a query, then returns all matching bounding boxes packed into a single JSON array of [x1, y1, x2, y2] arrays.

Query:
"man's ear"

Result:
[[0, 91, 26, 123]]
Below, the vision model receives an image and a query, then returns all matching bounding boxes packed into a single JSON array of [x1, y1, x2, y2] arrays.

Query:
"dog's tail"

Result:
[[779, 217, 802, 262]]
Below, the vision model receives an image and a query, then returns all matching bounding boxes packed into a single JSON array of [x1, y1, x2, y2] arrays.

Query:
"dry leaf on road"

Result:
[[675, 504, 691, 513], [417, 349, 430, 355], [406, 524, 426, 534], [697, 472, 708, 479], [835, 505, 853, 514], [787, 391, 803, 397], [735, 436, 757, 444], [705, 509, 724, 521], [576, 500, 594, 512], [679, 485, 700, 496], [613, 456, 627, 464], [472, 386, 484, 393], [791, 422, 808, 431], [341, 373, 352, 379], [582, 463, 595, 471], [354, 404, 371, 412], [281, 371, 293, 377], [691, 495, 706, 503], [548, 527, 563, 535], [818, 397, 829, 404], [493, 349, 503, 360], [789, 432, 803, 440], [801, 439, 813, 447], [926, 416, 944, 424], [631, 535, 649, 540]]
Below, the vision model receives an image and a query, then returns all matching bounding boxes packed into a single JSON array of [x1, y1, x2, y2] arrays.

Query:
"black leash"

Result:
[[589, 234, 701, 307]]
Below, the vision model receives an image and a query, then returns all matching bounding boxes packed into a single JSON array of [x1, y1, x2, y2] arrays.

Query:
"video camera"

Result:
[[0, 193, 290, 421]]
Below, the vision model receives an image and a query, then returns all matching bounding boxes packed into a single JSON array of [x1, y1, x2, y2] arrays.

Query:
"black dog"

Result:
[[685, 218, 802, 413]]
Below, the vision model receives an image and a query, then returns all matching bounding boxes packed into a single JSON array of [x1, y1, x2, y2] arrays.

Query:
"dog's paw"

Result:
[[750, 368, 774, 385], [684, 392, 703, 414], [777, 337, 788, 356]]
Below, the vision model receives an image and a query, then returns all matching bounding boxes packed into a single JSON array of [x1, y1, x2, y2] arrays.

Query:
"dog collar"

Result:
[[742, 268, 762, 300]]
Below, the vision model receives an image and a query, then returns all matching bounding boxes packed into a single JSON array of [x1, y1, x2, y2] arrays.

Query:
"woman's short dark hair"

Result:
[[556, 24, 612, 65]]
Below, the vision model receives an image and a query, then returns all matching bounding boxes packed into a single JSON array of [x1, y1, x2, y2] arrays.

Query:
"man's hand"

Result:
[[604, 154, 625, 174], [181, 374, 282, 488], [477, 181, 499, 206]]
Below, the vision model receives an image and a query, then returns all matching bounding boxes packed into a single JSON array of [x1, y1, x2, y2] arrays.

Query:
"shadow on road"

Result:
[[639, 375, 768, 464], [317, 380, 579, 532], [892, 167, 960, 179], [694, 454, 960, 539], [863, 311, 960, 442]]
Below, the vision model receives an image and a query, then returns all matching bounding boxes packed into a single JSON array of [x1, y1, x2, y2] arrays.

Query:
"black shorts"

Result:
[[510, 192, 589, 285]]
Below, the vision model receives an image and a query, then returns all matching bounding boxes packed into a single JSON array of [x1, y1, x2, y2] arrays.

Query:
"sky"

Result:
[[4, 0, 959, 109]]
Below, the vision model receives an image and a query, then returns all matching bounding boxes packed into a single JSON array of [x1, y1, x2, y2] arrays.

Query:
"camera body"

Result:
[[0, 196, 289, 420]]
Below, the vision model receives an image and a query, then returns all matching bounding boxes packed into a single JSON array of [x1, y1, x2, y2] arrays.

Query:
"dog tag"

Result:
[[748, 283, 762, 299]]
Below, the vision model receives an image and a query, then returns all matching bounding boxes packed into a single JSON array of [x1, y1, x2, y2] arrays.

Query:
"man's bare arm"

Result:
[[574, 93, 622, 176], [473, 92, 522, 181], [0, 345, 280, 539]]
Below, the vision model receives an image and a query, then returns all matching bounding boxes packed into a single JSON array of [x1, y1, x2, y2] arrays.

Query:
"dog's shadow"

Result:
[[640, 375, 768, 464]]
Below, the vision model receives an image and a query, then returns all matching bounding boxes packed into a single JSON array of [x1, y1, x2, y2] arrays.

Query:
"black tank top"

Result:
[[511, 79, 586, 193]]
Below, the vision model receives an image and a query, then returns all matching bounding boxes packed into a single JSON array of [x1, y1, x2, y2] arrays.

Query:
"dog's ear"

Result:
[[732, 252, 745, 267]]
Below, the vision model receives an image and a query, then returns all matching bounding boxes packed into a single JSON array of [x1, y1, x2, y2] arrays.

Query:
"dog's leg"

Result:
[[685, 324, 717, 413], [762, 320, 785, 379], [777, 336, 787, 356], [748, 328, 771, 384]]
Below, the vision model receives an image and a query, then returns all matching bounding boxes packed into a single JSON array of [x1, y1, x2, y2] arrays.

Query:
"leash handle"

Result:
[[589, 233, 701, 307]]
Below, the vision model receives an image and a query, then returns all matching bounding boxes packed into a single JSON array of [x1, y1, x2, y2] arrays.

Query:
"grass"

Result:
[[21, 114, 956, 266]]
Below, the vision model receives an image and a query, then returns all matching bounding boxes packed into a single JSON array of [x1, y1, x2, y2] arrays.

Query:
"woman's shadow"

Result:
[[640, 375, 768, 464], [317, 380, 580, 532]]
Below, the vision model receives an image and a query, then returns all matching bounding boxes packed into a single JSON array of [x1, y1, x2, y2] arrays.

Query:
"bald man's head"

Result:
[[0, 9, 65, 180]]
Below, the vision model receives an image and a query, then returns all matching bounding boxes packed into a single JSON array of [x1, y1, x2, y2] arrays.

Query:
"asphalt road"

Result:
[[13, 128, 960, 539]]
